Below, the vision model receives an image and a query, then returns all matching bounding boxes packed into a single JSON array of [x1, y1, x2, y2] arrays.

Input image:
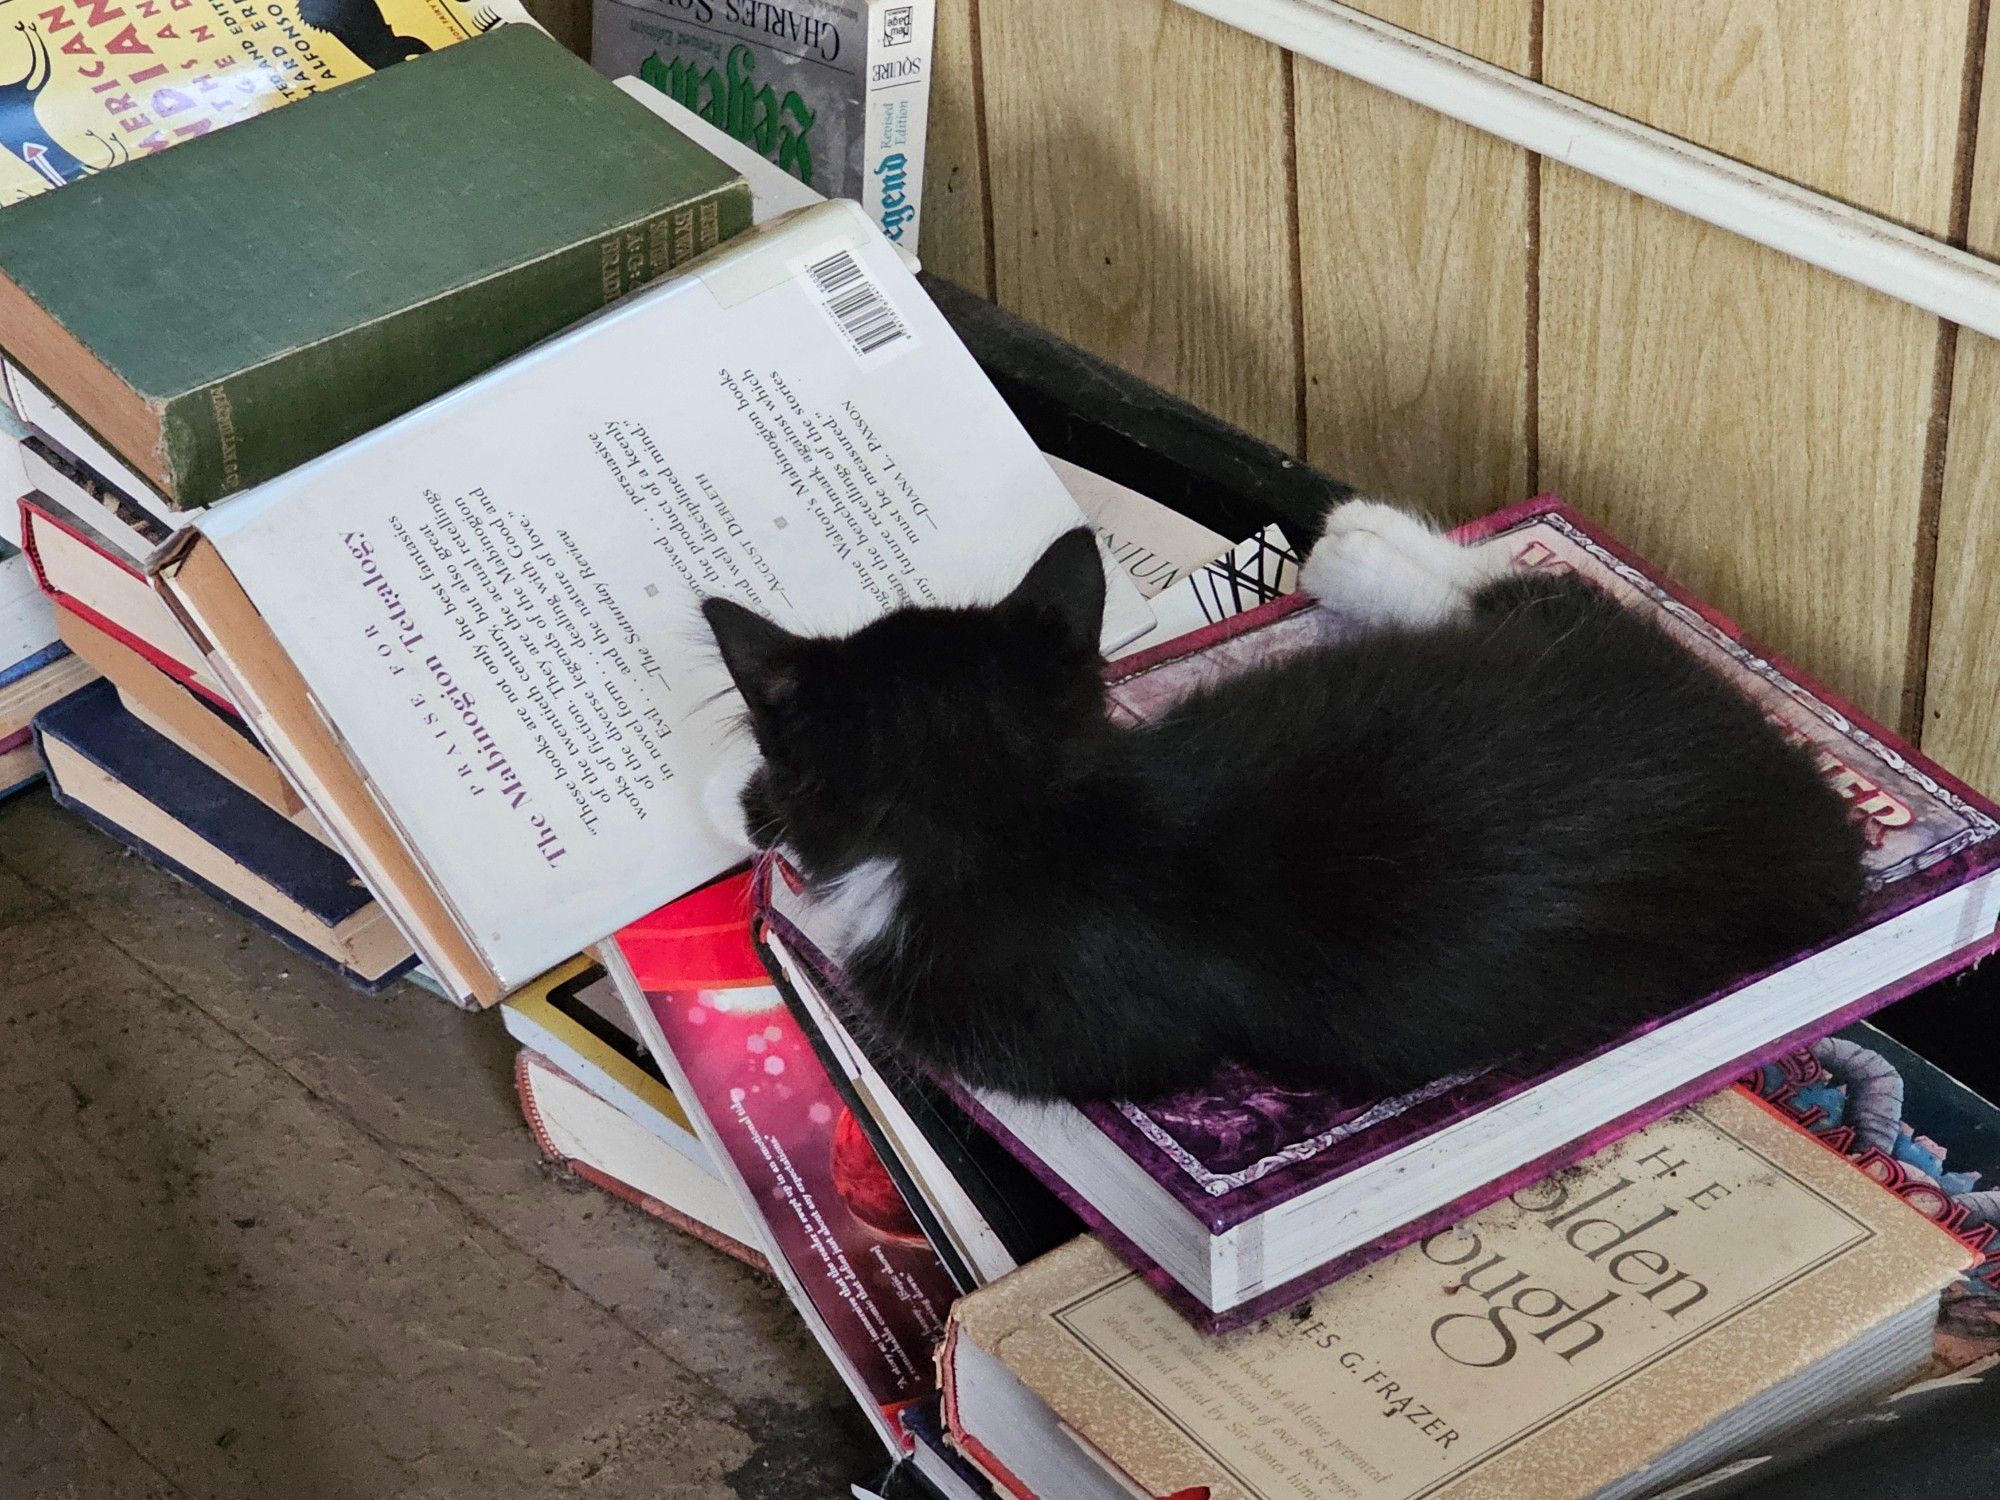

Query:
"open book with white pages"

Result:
[[152, 202, 1152, 1006]]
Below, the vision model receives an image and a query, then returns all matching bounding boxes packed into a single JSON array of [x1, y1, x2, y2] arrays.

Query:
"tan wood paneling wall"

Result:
[[560, 0, 2000, 790], [979, 0, 1301, 450], [1294, 2, 1533, 522], [1925, 13, 2000, 788]]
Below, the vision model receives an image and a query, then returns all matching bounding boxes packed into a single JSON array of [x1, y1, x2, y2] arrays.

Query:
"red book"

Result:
[[600, 872, 961, 1458], [18, 493, 232, 711]]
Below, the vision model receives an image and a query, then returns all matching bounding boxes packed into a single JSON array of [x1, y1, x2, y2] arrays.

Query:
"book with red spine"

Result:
[[19, 493, 231, 709]]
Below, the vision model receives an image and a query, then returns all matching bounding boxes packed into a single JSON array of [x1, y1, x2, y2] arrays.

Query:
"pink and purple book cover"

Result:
[[610, 873, 959, 1447], [761, 496, 2000, 1331]]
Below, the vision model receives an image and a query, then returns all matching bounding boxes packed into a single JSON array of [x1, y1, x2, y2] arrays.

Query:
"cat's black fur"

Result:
[[704, 525, 1867, 1103]]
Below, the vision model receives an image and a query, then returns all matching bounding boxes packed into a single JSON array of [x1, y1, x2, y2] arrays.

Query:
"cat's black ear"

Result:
[[1003, 527, 1105, 651], [703, 598, 803, 719]]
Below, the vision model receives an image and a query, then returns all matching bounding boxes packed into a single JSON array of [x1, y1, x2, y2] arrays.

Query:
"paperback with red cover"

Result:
[[603, 874, 960, 1453]]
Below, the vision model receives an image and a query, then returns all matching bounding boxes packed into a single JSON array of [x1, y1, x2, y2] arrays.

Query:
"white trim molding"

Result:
[[1175, 0, 2000, 340]]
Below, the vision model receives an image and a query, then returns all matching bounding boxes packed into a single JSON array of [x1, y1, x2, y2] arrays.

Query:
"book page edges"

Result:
[[52, 601, 307, 821], [152, 531, 499, 1005], [958, 1096, 1972, 1500], [0, 276, 171, 496], [512, 1049, 769, 1273], [38, 736, 408, 981], [506, 986, 699, 1138]]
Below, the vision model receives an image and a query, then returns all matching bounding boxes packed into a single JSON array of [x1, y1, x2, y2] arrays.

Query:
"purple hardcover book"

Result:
[[760, 498, 2000, 1332]]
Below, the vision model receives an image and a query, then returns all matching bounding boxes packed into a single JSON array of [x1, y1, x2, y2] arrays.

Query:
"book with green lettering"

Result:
[[0, 26, 752, 511]]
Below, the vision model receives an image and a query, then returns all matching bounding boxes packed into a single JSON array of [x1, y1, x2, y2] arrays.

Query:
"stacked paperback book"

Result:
[[3, 18, 2000, 1499]]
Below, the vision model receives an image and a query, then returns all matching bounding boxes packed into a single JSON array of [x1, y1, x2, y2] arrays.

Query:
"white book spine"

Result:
[[860, 0, 935, 253]]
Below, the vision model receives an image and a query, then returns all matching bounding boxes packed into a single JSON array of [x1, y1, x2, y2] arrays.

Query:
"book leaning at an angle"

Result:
[[501, 959, 714, 1174], [154, 201, 1153, 1007], [770, 498, 2000, 1331], [20, 487, 229, 706], [942, 1090, 1973, 1500], [598, 871, 962, 1457], [52, 604, 314, 835], [35, 682, 413, 990], [0, 27, 750, 510], [756, 862, 1081, 1293]]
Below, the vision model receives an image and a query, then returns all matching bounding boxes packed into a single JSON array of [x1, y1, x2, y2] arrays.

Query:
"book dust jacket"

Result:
[[955, 1090, 1970, 1500], [617, 873, 958, 1442]]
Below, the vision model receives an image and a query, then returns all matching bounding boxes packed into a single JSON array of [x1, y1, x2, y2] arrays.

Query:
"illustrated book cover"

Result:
[[600, 870, 961, 1456]]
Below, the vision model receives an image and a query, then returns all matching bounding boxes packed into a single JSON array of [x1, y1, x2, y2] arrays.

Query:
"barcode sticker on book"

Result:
[[801, 248, 914, 365]]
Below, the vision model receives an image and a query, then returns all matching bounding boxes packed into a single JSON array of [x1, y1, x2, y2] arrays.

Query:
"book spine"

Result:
[[862, 0, 935, 252], [153, 179, 754, 508]]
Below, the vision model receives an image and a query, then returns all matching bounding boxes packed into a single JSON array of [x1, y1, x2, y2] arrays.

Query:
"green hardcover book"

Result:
[[0, 27, 751, 511]]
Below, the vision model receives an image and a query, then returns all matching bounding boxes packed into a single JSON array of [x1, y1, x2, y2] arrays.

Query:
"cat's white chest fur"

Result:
[[799, 856, 905, 962]]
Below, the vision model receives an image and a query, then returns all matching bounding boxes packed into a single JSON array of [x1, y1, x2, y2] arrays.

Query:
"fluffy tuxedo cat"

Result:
[[703, 502, 1865, 1102]]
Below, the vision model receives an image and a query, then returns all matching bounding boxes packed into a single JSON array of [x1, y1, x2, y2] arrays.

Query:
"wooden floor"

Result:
[[0, 787, 877, 1498]]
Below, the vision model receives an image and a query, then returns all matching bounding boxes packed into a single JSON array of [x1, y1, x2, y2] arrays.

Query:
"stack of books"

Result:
[[4, 20, 2000, 1496], [1, 0, 547, 794], [2, 402, 96, 796], [3, 25, 754, 990]]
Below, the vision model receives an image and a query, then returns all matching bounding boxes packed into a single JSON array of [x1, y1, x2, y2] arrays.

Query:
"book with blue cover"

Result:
[[34, 681, 413, 990]]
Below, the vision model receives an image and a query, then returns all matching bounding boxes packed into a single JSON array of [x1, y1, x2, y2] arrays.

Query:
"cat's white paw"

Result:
[[1302, 500, 1510, 628]]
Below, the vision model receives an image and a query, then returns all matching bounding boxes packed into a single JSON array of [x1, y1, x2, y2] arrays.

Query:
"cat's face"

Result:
[[703, 528, 1109, 877]]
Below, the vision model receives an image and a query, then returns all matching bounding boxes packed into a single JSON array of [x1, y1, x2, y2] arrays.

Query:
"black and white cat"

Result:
[[703, 501, 1866, 1103]]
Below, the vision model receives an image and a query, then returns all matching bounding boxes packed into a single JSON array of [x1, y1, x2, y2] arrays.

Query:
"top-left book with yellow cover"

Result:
[[0, 0, 536, 204], [0, 26, 752, 509]]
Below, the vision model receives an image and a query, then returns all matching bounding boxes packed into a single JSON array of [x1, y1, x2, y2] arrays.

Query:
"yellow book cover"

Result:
[[501, 957, 699, 1141], [946, 1089, 1974, 1500], [0, 0, 534, 201]]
